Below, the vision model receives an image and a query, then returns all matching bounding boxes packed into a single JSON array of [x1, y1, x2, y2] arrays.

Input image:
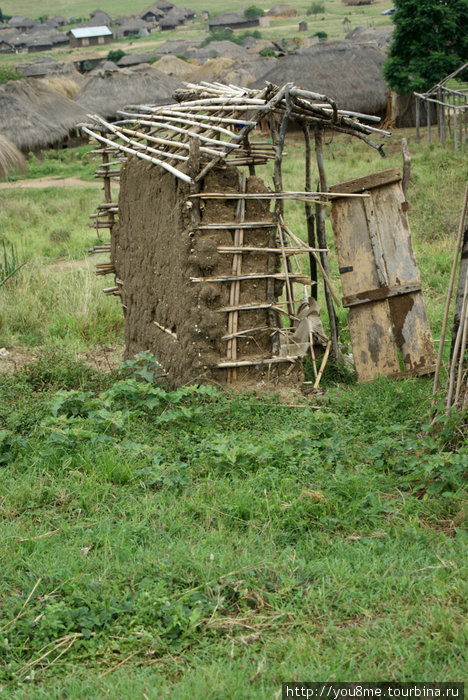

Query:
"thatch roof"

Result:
[[117, 50, 158, 67], [154, 38, 203, 56], [24, 29, 69, 49], [85, 11, 112, 27], [153, 54, 195, 79], [44, 15, 67, 28], [251, 41, 388, 115], [188, 57, 235, 83], [74, 66, 183, 120], [16, 57, 83, 81], [217, 56, 277, 87], [114, 17, 149, 38], [346, 25, 393, 51], [155, 0, 174, 10], [139, 6, 165, 20], [209, 12, 252, 28], [159, 8, 188, 29], [0, 79, 88, 153], [190, 40, 250, 64], [0, 134, 26, 177], [266, 4, 297, 17], [8, 16, 38, 29]]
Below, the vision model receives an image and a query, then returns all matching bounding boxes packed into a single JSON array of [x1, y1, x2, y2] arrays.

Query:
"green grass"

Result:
[[0, 129, 466, 695]]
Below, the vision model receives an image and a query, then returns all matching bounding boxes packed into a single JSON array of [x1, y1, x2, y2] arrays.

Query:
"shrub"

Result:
[[313, 30, 328, 40], [244, 5, 264, 20], [259, 48, 277, 57], [0, 66, 22, 85], [307, 2, 325, 15], [106, 49, 126, 63]]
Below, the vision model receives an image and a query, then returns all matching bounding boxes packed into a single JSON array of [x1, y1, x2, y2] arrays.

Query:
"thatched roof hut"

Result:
[[44, 15, 67, 28], [8, 16, 38, 31], [0, 134, 26, 178], [88, 9, 112, 26], [188, 58, 236, 84], [217, 56, 277, 87], [17, 57, 84, 82], [208, 12, 259, 30], [0, 79, 88, 153], [190, 40, 250, 64], [117, 51, 158, 67], [346, 26, 393, 52], [154, 38, 203, 56], [266, 4, 297, 17], [153, 54, 195, 80], [74, 66, 183, 120], [251, 41, 388, 115]]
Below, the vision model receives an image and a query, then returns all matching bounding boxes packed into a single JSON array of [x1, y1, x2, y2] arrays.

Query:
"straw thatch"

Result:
[[189, 40, 250, 64], [40, 76, 80, 99], [0, 135, 26, 178], [208, 12, 258, 30], [153, 54, 195, 80], [0, 79, 88, 153], [217, 56, 277, 87], [159, 7, 188, 29], [8, 16, 38, 30], [154, 38, 203, 55], [346, 25, 393, 52], [117, 51, 158, 67], [251, 41, 387, 115], [16, 58, 84, 83], [87, 9, 112, 26], [74, 66, 183, 120], [187, 57, 236, 83], [266, 4, 297, 17]]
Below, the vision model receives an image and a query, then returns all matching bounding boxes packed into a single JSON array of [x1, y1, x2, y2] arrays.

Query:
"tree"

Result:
[[384, 0, 468, 93], [244, 5, 264, 20]]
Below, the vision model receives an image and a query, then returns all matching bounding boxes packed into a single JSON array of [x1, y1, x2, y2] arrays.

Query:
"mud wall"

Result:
[[112, 157, 302, 387]]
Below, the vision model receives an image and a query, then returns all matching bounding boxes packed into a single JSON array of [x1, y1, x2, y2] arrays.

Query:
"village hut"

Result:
[[16, 57, 83, 82], [251, 41, 388, 116], [152, 54, 196, 80], [25, 29, 69, 53], [154, 38, 203, 56], [266, 4, 297, 18], [155, 0, 174, 11], [0, 35, 15, 53], [68, 26, 113, 48], [0, 135, 26, 178], [217, 56, 277, 87], [190, 40, 250, 64], [88, 9, 112, 27], [114, 18, 149, 39], [188, 58, 236, 84], [8, 16, 38, 32], [44, 15, 67, 28], [139, 5, 165, 24], [208, 12, 260, 31], [346, 25, 393, 52], [117, 51, 159, 67], [0, 79, 87, 154], [159, 8, 189, 30], [74, 66, 183, 120]]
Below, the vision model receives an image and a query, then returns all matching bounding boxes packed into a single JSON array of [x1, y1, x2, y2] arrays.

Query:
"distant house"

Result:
[[68, 26, 113, 48], [298, 20, 308, 31], [139, 5, 165, 24], [89, 9, 112, 26], [8, 16, 38, 32], [0, 38, 14, 53], [44, 15, 67, 28], [155, 0, 174, 11], [115, 18, 149, 38], [208, 12, 259, 30], [201, 10, 209, 21], [159, 8, 188, 30], [266, 4, 297, 17]]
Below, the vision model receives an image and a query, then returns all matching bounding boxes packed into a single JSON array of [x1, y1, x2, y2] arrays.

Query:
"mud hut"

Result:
[[0, 79, 87, 154], [267, 4, 297, 17], [251, 41, 387, 116], [208, 12, 259, 31], [83, 82, 399, 388], [74, 67, 183, 120]]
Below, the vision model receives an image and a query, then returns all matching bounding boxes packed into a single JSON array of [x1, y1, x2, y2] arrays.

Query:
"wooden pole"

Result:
[[427, 98, 431, 144], [433, 182, 468, 395], [401, 138, 411, 199], [314, 127, 341, 359], [303, 121, 317, 300], [415, 96, 420, 144]]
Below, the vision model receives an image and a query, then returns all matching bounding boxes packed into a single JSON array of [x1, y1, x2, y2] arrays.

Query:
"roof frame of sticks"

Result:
[[84, 81, 391, 385]]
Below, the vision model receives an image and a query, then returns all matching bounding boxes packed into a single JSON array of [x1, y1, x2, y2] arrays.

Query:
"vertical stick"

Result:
[[314, 127, 340, 360], [314, 340, 331, 389], [433, 182, 468, 395], [303, 121, 317, 300], [226, 173, 247, 383], [427, 99, 431, 144], [401, 138, 411, 199], [415, 97, 420, 144], [447, 274, 468, 408]]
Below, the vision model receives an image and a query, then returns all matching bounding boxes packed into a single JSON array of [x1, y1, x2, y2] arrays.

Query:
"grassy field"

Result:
[[0, 0, 395, 69], [0, 126, 467, 697]]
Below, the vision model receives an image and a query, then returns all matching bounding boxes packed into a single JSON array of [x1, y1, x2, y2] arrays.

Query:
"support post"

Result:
[[314, 127, 341, 360], [415, 96, 420, 144], [302, 121, 318, 300]]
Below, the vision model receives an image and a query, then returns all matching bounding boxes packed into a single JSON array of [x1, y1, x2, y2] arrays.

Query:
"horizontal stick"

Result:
[[216, 355, 300, 368], [188, 191, 371, 199], [82, 125, 193, 185], [118, 126, 222, 157], [191, 273, 314, 284], [195, 221, 274, 230], [154, 320, 177, 340], [217, 246, 327, 255], [222, 326, 270, 340]]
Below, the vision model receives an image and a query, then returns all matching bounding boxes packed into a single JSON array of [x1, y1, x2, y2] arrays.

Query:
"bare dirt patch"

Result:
[[0, 176, 100, 190]]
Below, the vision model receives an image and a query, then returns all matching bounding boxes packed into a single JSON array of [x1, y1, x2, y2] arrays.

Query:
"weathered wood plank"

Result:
[[348, 301, 400, 381], [388, 292, 436, 374], [329, 168, 401, 195]]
